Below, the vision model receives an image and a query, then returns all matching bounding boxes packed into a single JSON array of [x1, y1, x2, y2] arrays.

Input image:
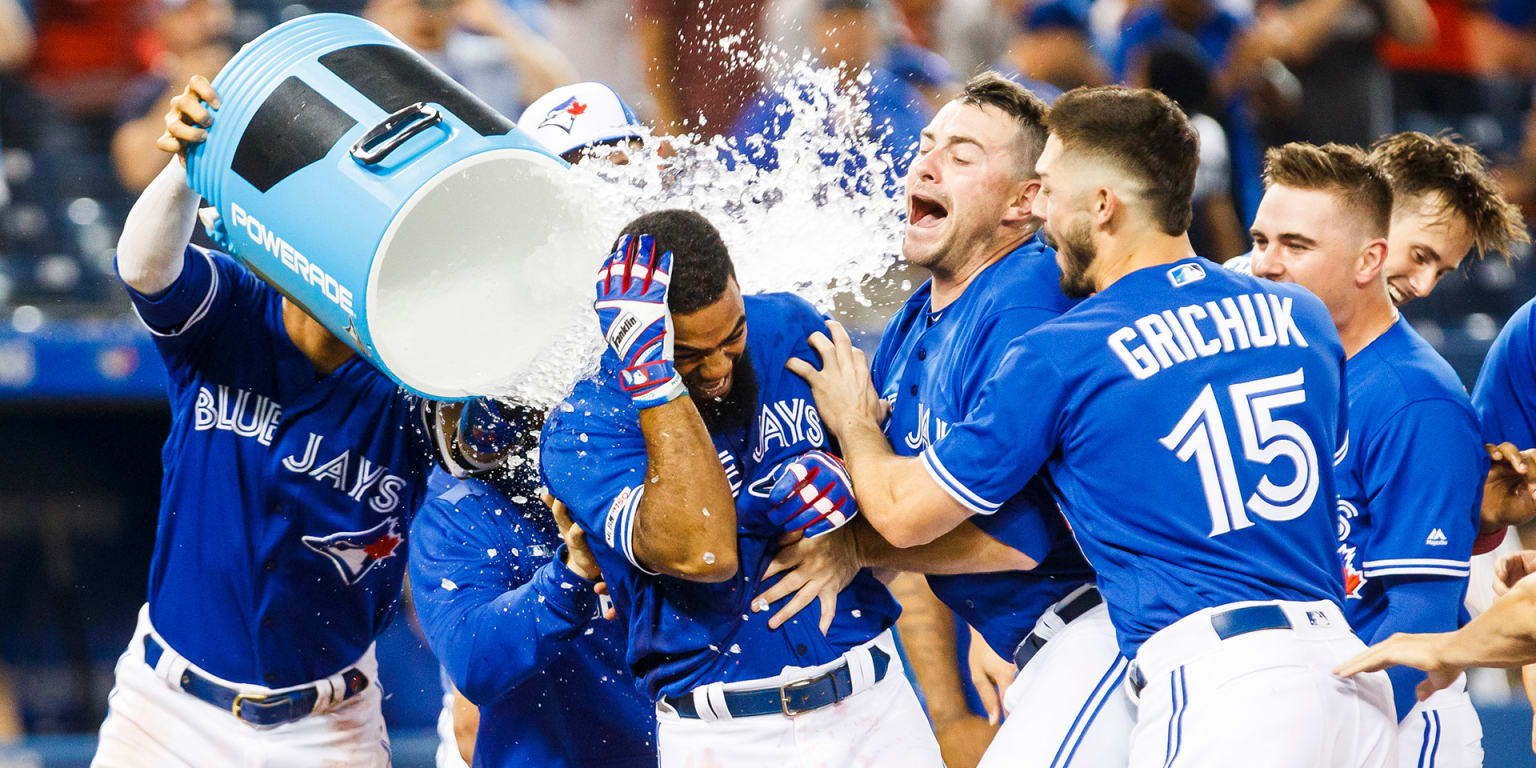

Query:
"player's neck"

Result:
[[929, 230, 1031, 310], [1092, 229, 1197, 292], [1337, 288, 1399, 359], [282, 299, 356, 376]]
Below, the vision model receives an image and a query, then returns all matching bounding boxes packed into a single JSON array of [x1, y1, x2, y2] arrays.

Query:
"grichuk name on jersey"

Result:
[[752, 398, 825, 462], [1108, 292, 1308, 380], [281, 432, 409, 514]]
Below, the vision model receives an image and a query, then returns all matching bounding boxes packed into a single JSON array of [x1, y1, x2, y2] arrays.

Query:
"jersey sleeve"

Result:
[[1472, 300, 1536, 449], [408, 491, 599, 705], [923, 337, 1070, 515], [540, 397, 657, 575], [1359, 399, 1484, 581], [121, 245, 272, 377]]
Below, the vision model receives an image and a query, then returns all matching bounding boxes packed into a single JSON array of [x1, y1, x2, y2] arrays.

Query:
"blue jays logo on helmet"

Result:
[[539, 96, 587, 135], [303, 518, 403, 585]]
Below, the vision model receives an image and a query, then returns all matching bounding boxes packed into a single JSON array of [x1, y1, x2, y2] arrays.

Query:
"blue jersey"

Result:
[[1335, 316, 1482, 638], [410, 470, 655, 768], [1473, 296, 1536, 449], [924, 258, 1347, 656], [540, 293, 900, 700], [870, 237, 1095, 655], [123, 246, 434, 687]]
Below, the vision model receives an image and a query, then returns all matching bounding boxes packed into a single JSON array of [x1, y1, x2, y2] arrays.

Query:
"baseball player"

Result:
[[539, 209, 944, 767], [410, 405, 656, 767], [517, 81, 647, 165], [753, 71, 1127, 768], [1366, 131, 1528, 307], [92, 75, 491, 767], [793, 85, 1398, 766], [1249, 142, 1487, 766], [1471, 299, 1536, 534]]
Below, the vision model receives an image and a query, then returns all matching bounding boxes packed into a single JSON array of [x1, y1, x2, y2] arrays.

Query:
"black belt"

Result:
[[665, 646, 891, 718], [1013, 586, 1103, 670], [143, 635, 369, 726], [1129, 604, 1295, 692]]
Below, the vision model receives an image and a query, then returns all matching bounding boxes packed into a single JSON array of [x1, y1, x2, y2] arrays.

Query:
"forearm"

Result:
[[633, 396, 739, 580], [116, 160, 201, 294], [1438, 578, 1536, 669], [1371, 578, 1463, 720], [853, 518, 1035, 575], [889, 573, 971, 726], [839, 418, 964, 547], [1263, 0, 1352, 64], [433, 556, 597, 704]]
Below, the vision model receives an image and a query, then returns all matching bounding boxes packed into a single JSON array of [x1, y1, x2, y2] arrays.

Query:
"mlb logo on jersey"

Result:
[[1167, 262, 1206, 288], [303, 518, 403, 585], [539, 96, 587, 134]]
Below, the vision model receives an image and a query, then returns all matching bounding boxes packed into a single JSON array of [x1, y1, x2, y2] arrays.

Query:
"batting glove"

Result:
[[594, 234, 686, 408], [767, 450, 859, 539]]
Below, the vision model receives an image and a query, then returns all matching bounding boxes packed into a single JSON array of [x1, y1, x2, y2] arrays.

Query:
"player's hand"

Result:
[[1495, 550, 1536, 597], [594, 234, 685, 408], [751, 526, 862, 634], [157, 75, 220, 158], [968, 625, 1016, 725], [766, 450, 859, 539], [1522, 663, 1536, 754], [1333, 631, 1463, 700], [546, 491, 616, 619], [933, 713, 997, 768], [786, 320, 888, 439], [1483, 442, 1536, 533]]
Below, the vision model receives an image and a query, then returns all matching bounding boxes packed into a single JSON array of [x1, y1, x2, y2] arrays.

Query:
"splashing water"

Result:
[[488, 48, 910, 410]]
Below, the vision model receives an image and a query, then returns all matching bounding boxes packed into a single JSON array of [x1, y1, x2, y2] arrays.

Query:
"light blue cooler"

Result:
[[187, 13, 583, 399]]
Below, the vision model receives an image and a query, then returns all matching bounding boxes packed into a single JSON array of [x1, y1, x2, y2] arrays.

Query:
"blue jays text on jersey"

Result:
[[870, 235, 1094, 656], [123, 246, 435, 687], [922, 258, 1348, 656], [541, 293, 900, 700], [1473, 295, 1536, 450], [410, 469, 656, 768]]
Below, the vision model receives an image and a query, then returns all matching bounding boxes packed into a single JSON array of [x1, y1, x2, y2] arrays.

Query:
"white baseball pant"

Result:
[[91, 604, 390, 768], [1397, 675, 1483, 768]]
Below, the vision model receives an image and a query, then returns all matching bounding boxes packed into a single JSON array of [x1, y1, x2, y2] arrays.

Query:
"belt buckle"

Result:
[[779, 676, 819, 717], [231, 692, 268, 721]]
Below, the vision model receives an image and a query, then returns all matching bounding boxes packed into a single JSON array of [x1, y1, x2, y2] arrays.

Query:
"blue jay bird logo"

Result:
[[303, 518, 403, 585], [538, 97, 587, 134]]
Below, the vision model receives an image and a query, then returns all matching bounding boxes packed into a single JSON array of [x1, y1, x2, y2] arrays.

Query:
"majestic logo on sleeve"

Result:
[[539, 96, 587, 134], [303, 518, 403, 585]]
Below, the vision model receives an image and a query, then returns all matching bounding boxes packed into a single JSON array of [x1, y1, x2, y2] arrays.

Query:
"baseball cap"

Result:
[[517, 82, 646, 159]]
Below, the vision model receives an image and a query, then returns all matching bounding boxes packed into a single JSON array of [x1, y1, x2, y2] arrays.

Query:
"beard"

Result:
[[694, 348, 759, 436], [1046, 219, 1098, 299]]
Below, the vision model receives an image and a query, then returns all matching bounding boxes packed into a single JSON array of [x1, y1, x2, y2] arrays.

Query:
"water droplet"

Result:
[[851, 609, 862, 618], [702, 507, 711, 517], [702, 552, 716, 565], [439, 578, 458, 591], [486, 548, 498, 557]]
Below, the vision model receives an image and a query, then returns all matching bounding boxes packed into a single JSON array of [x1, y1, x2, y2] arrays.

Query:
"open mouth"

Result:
[[908, 192, 949, 229], [693, 375, 731, 401], [1386, 282, 1408, 306]]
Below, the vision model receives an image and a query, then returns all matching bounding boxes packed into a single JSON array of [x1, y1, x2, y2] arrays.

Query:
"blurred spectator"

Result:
[[887, 39, 957, 111], [938, 0, 1023, 78], [1133, 39, 1249, 261], [110, 0, 232, 193], [0, 0, 31, 74], [544, 0, 655, 120], [1381, 0, 1488, 137], [1254, 0, 1435, 145], [999, 0, 1106, 93], [366, 0, 576, 121], [729, 0, 930, 191], [635, 0, 768, 134], [30, 0, 140, 133], [1113, 0, 1272, 224]]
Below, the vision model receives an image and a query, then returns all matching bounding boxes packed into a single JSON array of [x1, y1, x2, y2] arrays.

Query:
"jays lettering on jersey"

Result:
[[1334, 316, 1481, 631], [410, 470, 656, 768], [541, 293, 899, 700], [123, 245, 434, 687], [924, 258, 1348, 655], [1473, 296, 1536, 449], [869, 236, 1094, 655]]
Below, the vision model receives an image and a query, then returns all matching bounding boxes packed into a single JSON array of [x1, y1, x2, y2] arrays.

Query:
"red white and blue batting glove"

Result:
[[767, 450, 860, 539], [594, 234, 686, 408]]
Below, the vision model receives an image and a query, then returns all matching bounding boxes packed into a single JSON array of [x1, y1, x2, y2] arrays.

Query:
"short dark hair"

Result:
[[1044, 86, 1199, 235], [957, 71, 1050, 178], [1263, 142, 1392, 238], [1369, 132, 1529, 262], [615, 209, 737, 315]]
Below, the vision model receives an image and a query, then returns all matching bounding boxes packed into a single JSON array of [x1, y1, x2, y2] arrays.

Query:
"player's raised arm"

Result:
[[594, 234, 738, 581], [116, 75, 219, 296]]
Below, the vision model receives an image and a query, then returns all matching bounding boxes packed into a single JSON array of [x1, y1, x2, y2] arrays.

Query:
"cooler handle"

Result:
[[350, 102, 443, 165]]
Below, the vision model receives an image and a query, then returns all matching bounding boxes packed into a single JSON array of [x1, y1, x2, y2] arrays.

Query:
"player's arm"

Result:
[[890, 574, 997, 768], [409, 494, 604, 705], [789, 322, 1061, 548], [592, 234, 738, 581], [1474, 304, 1536, 540]]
